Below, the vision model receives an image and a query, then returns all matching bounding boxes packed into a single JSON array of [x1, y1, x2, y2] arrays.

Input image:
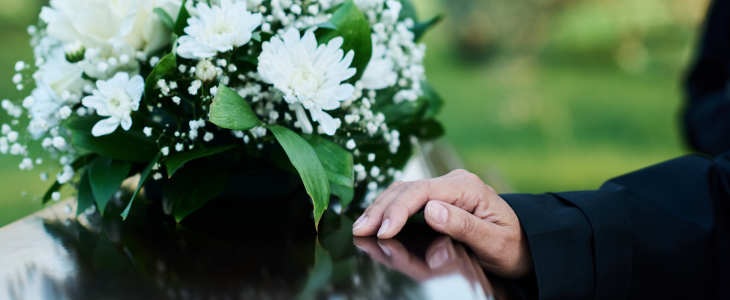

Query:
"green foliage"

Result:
[[209, 84, 262, 130], [174, 0, 191, 37], [329, 182, 355, 210], [65, 116, 160, 162], [154, 8, 175, 30], [42, 153, 98, 204], [121, 153, 163, 220], [315, 0, 372, 82], [144, 50, 177, 102], [269, 125, 330, 229], [88, 157, 132, 215], [165, 145, 237, 177], [420, 80, 444, 119], [76, 170, 95, 217], [163, 160, 230, 222], [413, 15, 443, 42], [302, 134, 354, 188]]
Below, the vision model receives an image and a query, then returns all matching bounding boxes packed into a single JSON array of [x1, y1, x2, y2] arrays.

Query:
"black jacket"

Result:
[[686, 0, 730, 157], [503, 154, 729, 299], [501, 1, 730, 298]]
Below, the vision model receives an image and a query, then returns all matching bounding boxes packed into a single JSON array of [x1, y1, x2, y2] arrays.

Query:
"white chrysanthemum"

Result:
[[81, 72, 144, 136], [258, 28, 356, 136], [177, 0, 262, 59]]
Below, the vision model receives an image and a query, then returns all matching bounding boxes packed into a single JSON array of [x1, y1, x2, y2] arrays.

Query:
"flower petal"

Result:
[[91, 117, 120, 137], [319, 112, 339, 136], [334, 84, 354, 101], [283, 27, 300, 49], [120, 116, 132, 131], [126, 75, 145, 104], [82, 95, 111, 116], [294, 103, 313, 134]]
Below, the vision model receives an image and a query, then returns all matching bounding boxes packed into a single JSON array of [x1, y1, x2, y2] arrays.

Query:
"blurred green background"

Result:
[[0, 0, 711, 226]]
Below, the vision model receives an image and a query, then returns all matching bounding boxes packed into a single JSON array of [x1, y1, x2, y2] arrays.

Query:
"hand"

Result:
[[354, 235, 506, 299], [352, 170, 532, 279]]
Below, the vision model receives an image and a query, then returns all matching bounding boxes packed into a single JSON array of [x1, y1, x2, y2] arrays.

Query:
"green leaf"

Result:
[[296, 241, 333, 300], [302, 134, 354, 188], [144, 50, 177, 102], [398, 0, 419, 21], [165, 145, 237, 177], [121, 153, 162, 220], [42, 153, 98, 204], [88, 157, 132, 216], [77, 169, 95, 217], [315, 0, 372, 82], [174, 0, 191, 37], [163, 160, 230, 222], [209, 84, 261, 130], [65, 116, 160, 162], [154, 7, 175, 30], [329, 182, 354, 211], [312, 22, 338, 30], [421, 80, 444, 119], [414, 119, 444, 139], [269, 125, 330, 229], [413, 14, 443, 42]]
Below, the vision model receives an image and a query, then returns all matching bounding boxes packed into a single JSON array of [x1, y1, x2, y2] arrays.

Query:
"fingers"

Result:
[[424, 201, 500, 258], [353, 170, 496, 239]]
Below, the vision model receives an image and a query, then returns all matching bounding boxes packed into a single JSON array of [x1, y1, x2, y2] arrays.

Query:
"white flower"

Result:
[[161, 146, 170, 156], [143, 126, 153, 137], [15, 61, 26, 72], [81, 72, 144, 136], [12, 74, 22, 84], [52, 191, 61, 201], [368, 153, 376, 162], [52, 136, 67, 149], [370, 166, 380, 177], [7, 132, 19, 143], [189, 80, 202, 95], [360, 38, 398, 90], [346, 139, 356, 150], [40, 0, 183, 54], [59, 106, 73, 119], [203, 132, 214, 142], [258, 28, 356, 136], [175, 143, 184, 152], [172, 96, 181, 105], [195, 59, 219, 81], [177, 0, 262, 59], [210, 86, 218, 96]]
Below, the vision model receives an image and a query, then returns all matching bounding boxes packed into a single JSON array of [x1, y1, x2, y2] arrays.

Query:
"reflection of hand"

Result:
[[353, 236, 504, 299], [352, 170, 532, 279]]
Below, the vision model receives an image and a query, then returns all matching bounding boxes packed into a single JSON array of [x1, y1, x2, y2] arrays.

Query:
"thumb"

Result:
[[424, 200, 498, 248]]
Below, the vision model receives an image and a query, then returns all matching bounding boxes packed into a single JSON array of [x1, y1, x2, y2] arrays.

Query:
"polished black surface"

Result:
[[0, 189, 497, 300]]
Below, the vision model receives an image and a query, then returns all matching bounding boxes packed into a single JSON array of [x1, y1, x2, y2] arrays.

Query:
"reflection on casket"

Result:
[[0, 143, 494, 300]]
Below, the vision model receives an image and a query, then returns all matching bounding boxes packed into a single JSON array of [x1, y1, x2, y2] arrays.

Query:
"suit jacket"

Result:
[[502, 154, 730, 299], [686, 0, 730, 156]]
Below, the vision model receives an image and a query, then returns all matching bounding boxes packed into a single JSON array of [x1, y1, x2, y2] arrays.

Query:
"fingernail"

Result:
[[353, 215, 368, 231], [377, 218, 390, 237], [378, 242, 391, 256], [428, 202, 448, 224], [428, 245, 449, 269]]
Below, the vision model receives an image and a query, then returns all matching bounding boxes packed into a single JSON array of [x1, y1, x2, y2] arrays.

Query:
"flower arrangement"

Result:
[[3, 0, 443, 229]]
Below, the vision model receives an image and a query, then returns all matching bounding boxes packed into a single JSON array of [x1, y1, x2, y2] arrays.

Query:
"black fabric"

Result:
[[502, 154, 730, 299], [685, 0, 730, 156]]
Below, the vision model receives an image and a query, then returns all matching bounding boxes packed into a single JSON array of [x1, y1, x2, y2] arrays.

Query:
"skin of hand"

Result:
[[353, 235, 504, 298], [352, 169, 533, 279]]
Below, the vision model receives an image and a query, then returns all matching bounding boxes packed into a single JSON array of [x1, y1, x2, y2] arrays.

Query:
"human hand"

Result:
[[352, 170, 532, 279], [354, 235, 505, 299]]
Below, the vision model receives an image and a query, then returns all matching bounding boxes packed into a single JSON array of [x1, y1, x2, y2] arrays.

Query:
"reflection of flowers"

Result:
[[177, 0, 262, 59], [82, 72, 144, 136], [258, 28, 356, 136]]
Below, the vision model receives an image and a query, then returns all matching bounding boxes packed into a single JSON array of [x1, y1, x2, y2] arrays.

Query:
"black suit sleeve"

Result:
[[502, 154, 730, 300], [685, 0, 730, 156]]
